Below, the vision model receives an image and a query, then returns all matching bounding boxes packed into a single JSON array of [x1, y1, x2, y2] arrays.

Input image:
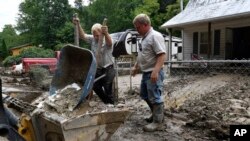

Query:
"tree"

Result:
[[134, 0, 160, 29], [16, 0, 73, 49], [1, 25, 18, 47], [0, 24, 27, 59], [14, 0, 188, 50], [56, 21, 75, 45], [76, 0, 141, 33], [74, 0, 186, 35], [1, 39, 9, 58]]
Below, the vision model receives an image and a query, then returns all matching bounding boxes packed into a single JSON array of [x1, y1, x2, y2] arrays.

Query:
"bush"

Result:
[[29, 66, 50, 87], [54, 43, 66, 51], [20, 47, 54, 58], [2, 47, 55, 66], [2, 55, 22, 67]]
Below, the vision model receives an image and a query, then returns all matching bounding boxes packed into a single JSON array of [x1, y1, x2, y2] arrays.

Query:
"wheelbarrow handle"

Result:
[[94, 74, 106, 83], [73, 13, 79, 46]]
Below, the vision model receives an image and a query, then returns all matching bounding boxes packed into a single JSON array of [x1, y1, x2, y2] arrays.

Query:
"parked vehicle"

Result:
[[22, 51, 60, 74], [11, 63, 23, 75]]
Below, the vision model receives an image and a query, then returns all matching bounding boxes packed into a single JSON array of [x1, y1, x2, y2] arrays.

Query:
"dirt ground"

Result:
[[110, 73, 250, 141], [1, 70, 250, 141]]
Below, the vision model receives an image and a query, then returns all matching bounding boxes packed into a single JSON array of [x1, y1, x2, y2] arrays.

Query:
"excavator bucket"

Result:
[[1, 90, 131, 141], [49, 44, 97, 109], [30, 110, 130, 141]]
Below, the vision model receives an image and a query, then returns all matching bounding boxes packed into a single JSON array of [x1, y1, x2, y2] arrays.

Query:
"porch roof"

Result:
[[161, 0, 250, 29]]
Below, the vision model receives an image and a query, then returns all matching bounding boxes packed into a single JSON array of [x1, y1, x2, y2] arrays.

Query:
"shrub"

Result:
[[2, 47, 55, 66]]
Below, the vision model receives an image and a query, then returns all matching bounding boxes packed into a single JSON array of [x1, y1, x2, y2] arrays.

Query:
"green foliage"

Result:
[[77, 0, 141, 33], [56, 21, 75, 45], [2, 47, 55, 67], [162, 0, 189, 36], [108, 0, 142, 31], [0, 25, 31, 55], [54, 43, 67, 51], [19, 47, 55, 58], [17, 0, 73, 49], [1, 39, 9, 58], [134, 0, 159, 16], [10, 0, 188, 51], [1, 25, 16, 36], [2, 55, 22, 67], [134, 0, 163, 30], [75, 0, 186, 35], [0, 25, 18, 47]]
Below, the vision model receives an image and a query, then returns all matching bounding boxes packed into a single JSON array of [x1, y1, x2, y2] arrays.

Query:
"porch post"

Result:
[[208, 22, 211, 59], [169, 28, 173, 62], [167, 28, 173, 76]]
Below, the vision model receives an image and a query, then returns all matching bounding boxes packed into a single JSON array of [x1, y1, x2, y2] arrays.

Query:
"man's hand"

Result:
[[101, 26, 109, 35], [73, 17, 80, 25], [131, 66, 139, 77], [150, 70, 158, 83]]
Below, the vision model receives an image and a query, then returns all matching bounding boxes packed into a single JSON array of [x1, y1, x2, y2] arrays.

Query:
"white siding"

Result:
[[181, 17, 250, 60], [183, 30, 193, 60]]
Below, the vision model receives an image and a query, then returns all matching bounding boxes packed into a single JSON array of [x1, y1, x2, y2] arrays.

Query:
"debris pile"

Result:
[[32, 83, 130, 119]]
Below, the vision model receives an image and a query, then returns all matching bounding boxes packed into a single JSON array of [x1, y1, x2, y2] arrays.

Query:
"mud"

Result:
[[1, 72, 250, 141], [110, 73, 250, 141]]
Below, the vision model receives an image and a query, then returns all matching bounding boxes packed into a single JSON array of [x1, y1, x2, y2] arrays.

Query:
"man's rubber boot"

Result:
[[145, 99, 153, 123], [143, 103, 164, 132]]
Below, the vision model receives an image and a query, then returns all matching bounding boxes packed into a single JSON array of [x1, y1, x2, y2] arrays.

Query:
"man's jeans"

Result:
[[93, 65, 115, 104], [140, 69, 164, 104]]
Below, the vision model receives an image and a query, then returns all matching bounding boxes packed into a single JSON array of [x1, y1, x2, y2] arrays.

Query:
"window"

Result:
[[193, 32, 198, 54], [200, 32, 208, 54], [214, 30, 220, 55], [193, 31, 220, 56]]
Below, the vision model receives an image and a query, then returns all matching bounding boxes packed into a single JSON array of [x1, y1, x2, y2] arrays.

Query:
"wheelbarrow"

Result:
[[44, 44, 130, 141], [49, 44, 97, 109]]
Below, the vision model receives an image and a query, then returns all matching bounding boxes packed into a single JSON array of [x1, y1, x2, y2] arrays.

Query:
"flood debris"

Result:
[[32, 83, 130, 119], [2, 72, 250, 141], [110, 74, 250, 141]]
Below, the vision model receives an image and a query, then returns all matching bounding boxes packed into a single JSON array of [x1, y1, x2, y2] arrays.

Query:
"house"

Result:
[[161, 0, 250, 60], [10, 43, 33, 56]]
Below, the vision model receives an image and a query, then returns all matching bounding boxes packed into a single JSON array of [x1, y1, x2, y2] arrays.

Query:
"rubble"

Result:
[[1, 72, 250, 141], [110, 74, 250, 141], [32, 83, 130, 119]]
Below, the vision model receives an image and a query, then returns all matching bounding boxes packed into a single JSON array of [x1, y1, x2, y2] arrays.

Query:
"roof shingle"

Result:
[[161, 0, 250, 28]]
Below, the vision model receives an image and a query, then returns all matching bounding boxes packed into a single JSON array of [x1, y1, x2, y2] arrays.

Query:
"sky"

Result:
[[0, 0, 76, 32]]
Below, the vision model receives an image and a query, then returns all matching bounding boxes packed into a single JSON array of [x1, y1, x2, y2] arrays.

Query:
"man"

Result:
[[73, 18, 115, 104], [131, 13, 166, 132]]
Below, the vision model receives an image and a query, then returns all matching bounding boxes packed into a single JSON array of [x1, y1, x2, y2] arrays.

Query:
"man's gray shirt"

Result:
[[85, 34, 114, 68], [137, 28, 166, 72]]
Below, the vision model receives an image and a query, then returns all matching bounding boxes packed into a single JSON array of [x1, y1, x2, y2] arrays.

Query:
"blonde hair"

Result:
[[133, 13, 151, 25], [91, 23, 102, 34]]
